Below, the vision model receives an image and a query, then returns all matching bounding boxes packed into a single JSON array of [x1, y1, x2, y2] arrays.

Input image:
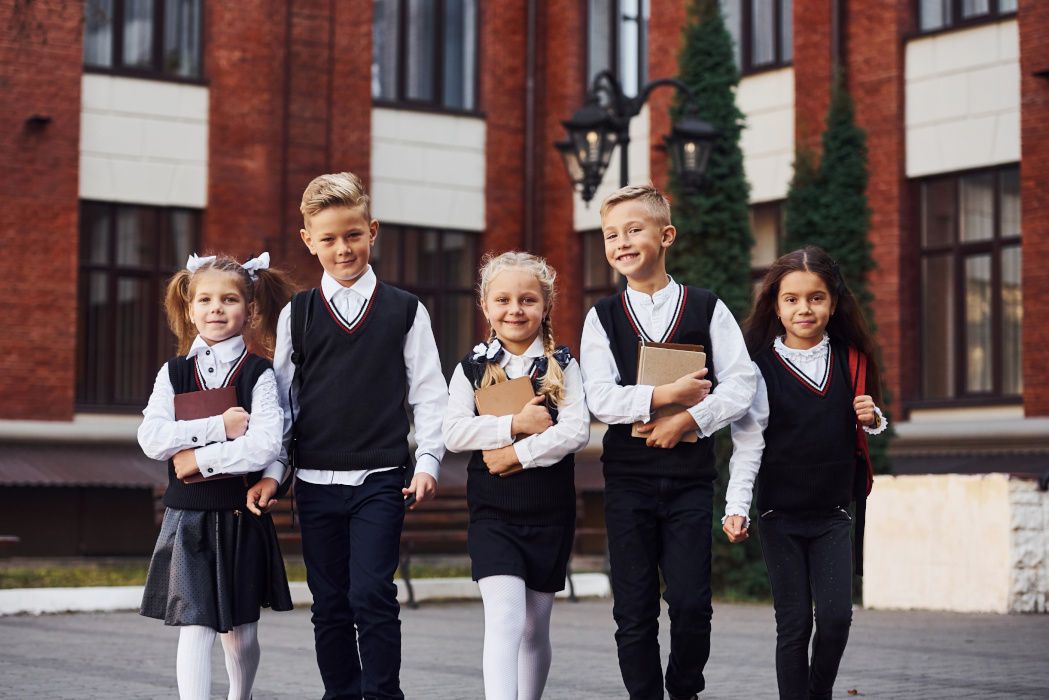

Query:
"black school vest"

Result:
[[754, 339, 856, 512], [161, 352, 269, 511], [460, 350, 576, 526], [293, 282, 418, 471], [593, 285, 719, 480]]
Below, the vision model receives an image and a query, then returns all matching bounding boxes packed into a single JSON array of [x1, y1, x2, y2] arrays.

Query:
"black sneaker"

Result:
[[669, 695, 698, 700]]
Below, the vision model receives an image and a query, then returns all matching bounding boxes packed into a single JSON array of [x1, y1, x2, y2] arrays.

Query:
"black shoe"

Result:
[[669, 695, 698, 700]]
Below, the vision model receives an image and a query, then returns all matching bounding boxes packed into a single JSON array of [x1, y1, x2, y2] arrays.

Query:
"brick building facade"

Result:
[[1, 0, 1047, 554]]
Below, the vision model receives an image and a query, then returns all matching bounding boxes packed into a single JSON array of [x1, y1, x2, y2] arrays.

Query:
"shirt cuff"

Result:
[[513, 439, 536, 470], [722, 505, 751, 530], [864, 406, 888, 436], [633, 384, 655, 423], [262, 461, 286, 483], [193, 445, 221, 477], [414, 453, 441, 483], [205, 415, 227, 445], [686, 404, 711, 439], [498, 414, 515, 444]]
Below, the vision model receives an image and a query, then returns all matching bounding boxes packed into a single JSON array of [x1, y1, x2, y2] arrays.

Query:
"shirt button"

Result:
[[208, 367, 214, 373], [205, 350, 210, 356], [207, 468, 213, 473], [192, 437, 198, 443]]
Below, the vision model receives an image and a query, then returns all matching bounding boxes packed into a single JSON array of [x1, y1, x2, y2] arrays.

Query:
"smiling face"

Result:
[[301, 204, 378, 287], [189, 269, 250, 346], [481, 267, 549, 356], [601, 199, 675, 287], [776, 270, 836, 350]]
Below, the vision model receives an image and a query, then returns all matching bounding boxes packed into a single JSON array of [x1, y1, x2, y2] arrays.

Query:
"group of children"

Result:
[[138, 172, 885, 700]]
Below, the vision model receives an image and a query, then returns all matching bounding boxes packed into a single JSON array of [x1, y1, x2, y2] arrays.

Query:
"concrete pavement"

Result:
[[0, 598, 1046, 699]]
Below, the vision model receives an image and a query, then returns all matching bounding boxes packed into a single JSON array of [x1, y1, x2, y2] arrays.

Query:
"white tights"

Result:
[[176, 622, 260, 700], [477, 575, 556, 700]]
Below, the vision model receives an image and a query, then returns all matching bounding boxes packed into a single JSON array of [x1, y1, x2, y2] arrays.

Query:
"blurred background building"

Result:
[[1, 0, 1046, 555]]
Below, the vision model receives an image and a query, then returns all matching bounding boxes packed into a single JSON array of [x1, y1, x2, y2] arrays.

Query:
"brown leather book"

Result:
[[474, 376, 535, 477], [173, 387, 242, 484], [631, 342, 706, 443]]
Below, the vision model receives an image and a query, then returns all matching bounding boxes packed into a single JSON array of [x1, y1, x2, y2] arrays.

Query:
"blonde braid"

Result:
[[536, 316, 567, 405], [479, 325, 508, 389]]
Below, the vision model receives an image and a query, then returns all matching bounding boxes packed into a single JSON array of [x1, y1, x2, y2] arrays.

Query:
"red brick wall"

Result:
[[0, 1, 82, 420], [793, 0, 833, 154], [1018, 2, 1049, 416], [648, 0, 689, 195], [845, 0, 911, 415]]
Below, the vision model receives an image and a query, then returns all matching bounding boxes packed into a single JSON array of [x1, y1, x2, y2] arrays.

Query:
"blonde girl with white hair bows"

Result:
[[137, 253, 297, 700]]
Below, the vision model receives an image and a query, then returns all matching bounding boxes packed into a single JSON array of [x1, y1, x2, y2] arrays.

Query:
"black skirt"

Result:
[[141, 507, 293, 631], [468, 519, 575, 593]]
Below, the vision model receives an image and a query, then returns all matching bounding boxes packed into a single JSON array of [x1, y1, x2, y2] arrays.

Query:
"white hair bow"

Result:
[[186, 254, 216, 274], [240, 252, 270, 281]]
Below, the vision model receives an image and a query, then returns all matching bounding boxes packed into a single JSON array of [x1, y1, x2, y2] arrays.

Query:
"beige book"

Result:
[[631, 342, 706, 443], [474, 376, 536, 477]]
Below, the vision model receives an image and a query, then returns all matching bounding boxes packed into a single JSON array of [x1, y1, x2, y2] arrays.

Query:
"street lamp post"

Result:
[[555, 70, 718, 204]]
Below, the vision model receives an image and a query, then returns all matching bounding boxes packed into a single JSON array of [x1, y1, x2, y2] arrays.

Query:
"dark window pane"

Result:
[[779, 0, 792, 63], [749, 203, 782, 268], [920, 0, 950, 31], [404, 228, 438, 286], [1002, 245, 1022, 395], [123, 0, 155, 69], [81, 203, 112, 264], [440, 293, 476, 378], [441, 232, 476, 287], [959, 173, 994, 242], [373, 0, 399, 99], [81, 272, 112, 403], [163, 0, 201, 77], [443, 0, 477, 109], [618, 0, 643, 97], [165, 209, 196, 269], [406, 0, 436, 101], [921, 178, 956, 248], [1000, 167, 1020, 240], [372, 226, 402, 282], [961, 0, 990, 18], [84, 0, 114, 67], [964, 254, 993, 393], [113, 277, 152, 403], [999, 0, 1017, 11], [116, 207, 158, 267], [587, 0, 612, 90], [751, 0, 775, 66], [922, 255, 955, 399], [720, 0, 742, 69]]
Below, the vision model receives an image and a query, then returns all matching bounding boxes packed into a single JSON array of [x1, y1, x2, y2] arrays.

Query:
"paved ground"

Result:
[[0, 598, 1046, 699]]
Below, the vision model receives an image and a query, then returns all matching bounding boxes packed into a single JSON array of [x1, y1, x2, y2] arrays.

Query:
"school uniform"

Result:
[[444, 337, 590, 591], [727, 333, 886, 700], [580, 278, 756, 700], [272, 267, 447, 700], [139, 335, 293, 632]]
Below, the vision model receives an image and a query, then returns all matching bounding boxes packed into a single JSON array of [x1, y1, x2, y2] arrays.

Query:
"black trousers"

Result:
[[759, 509, 854, 700], [296, 470, 406, 700], [604, 473, 715, 700]]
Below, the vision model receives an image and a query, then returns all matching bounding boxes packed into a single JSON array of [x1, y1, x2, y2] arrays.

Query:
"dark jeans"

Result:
[[604, 474, 715, 700], [296, 470, 406, 700], [759, 509, 854, 700]]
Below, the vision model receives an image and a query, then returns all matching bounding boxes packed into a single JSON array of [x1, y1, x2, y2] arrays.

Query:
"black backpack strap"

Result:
[[279, 290, 313, 500], [167, 357, 186, 393]]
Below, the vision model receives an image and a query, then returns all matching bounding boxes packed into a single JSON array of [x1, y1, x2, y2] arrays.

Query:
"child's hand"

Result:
[[223, 407, 251, 439], [723, 515, 749, 543], [173, 449, 200, 479], [247, 477, 280, 515], [653, 368, 711, 409], [511, 396, 553, 437], [483, 445, 522, 475], [854, 395, 877, 427], [402, 473, 437, 510], [635, 411, 699, 449]]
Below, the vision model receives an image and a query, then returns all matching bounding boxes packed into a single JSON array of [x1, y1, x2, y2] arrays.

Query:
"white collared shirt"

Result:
[[138, 335, 287, 482], [579, 277, 757, 439], [725, 333, 888, 526], [443, 336, 590, 468], [273, 266, 448, 486]]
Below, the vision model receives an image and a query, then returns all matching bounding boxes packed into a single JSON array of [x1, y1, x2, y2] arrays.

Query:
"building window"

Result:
[[372, 225, 479, 377], [918, 165, 1021, 403], [373, 0, 479, 112], [582, 229, 620, 310], [721, 0, 792, 75], [83, 0, 202, 80], [748, 201, 785, 294], [917, 0, 1016, 33], [587, 0, 648, 98], [78, 202, 200, 410]]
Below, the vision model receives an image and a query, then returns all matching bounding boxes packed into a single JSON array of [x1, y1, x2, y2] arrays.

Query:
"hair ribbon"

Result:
[[471, 339, 505, 365], [240, 251, 270, 281], [185, 254, 216, 274]]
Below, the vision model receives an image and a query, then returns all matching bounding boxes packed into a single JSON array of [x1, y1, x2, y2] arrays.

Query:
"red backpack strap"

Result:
[[848, 346, 874, 497]]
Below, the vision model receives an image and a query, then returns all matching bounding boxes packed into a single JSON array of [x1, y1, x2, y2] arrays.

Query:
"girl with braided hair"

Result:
[[443, 251, 590, 700]]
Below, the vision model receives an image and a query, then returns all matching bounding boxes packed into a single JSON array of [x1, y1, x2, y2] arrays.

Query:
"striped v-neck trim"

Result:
[[621, 284, 688, 342], [774, 347, 834, 397], [193, 348, 248, 390], [321, 286, 375, 335]]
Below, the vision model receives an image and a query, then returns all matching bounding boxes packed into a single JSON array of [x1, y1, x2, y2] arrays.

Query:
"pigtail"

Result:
[[245, 267, 298, 359], [164, 269, 197, 355], [536, 316, 567, 406]]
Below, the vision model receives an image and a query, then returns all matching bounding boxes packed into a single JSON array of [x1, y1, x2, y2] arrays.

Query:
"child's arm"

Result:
[[486, 359, 590, 474], [579, 308, 656, 425], [138, 366, 228, 461], [723, 365, 768, 543], [854, 395, 888, 434], [443, 364, 518, 453], [403, 304, 448, 507]]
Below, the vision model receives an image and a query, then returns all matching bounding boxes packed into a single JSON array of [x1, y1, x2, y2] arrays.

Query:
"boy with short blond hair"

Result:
[[270, 171, 447, 700], [580, 184, 756, 700]]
